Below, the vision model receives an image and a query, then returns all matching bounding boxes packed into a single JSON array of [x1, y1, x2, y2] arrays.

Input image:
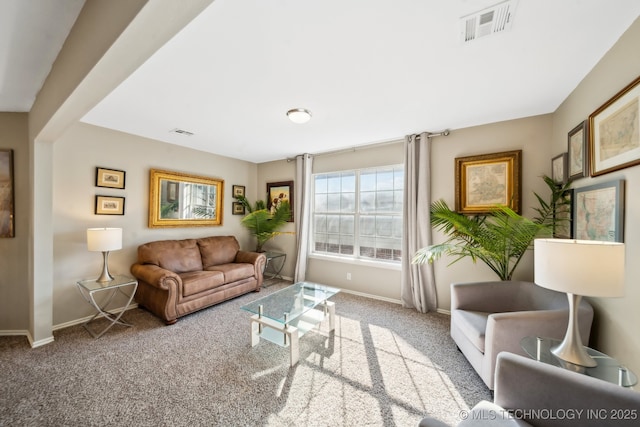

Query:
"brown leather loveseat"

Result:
[[131, 235, 266, 324]]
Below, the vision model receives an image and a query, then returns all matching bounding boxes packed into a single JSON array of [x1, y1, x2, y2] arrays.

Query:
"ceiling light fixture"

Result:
[[287, 108, 312, 124]]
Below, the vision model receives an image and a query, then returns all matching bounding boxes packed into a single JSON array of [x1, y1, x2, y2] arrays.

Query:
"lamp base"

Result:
[[552, 293, 597, 368], [96, 251, 114, 283]]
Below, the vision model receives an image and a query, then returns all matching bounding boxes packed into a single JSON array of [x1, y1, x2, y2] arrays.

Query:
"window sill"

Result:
[[308, 253, 402, 271]]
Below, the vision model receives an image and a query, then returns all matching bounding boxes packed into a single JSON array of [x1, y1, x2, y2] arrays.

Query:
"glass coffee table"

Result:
[[241, 282, 340, 366]]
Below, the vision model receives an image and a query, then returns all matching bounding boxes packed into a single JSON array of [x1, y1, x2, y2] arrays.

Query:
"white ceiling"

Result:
[[4, 1, 640, 163]]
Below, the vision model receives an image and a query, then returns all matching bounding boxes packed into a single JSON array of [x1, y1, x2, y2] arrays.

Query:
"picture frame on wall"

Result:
[[96, 167, 126, 189], [455, 150, 522, 214], [95, 195, 125, 215], [572, 180, 624, 242], [589, 75, 640, 176], [232, 185, 246, 198], [551, 153, 568, 184], [0, 149, 15, 238], [567, 120, 588, 180], [267, 180, 294, 222], [232, 201, 245, 215]]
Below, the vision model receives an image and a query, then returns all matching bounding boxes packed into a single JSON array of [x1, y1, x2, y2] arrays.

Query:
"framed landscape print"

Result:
[[95, 195, 125, 215], [232, 185, 246, 198], [232, 201, 245, 215], [455, 150, 522, 214], [96, 167, 126, 189], [568, 120, 588, 179], [572, 180, 624, 242], [589, 75, 640, 176], [0, 149, 15, 238], [267, 180, 294, 222]]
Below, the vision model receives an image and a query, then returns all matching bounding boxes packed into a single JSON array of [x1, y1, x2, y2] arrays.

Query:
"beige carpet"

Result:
[[0, 281, 490, 426]]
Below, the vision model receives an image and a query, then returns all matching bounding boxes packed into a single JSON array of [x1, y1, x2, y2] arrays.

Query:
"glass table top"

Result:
[[77, 275, 137, 292], [241, 281, 340, 325], [521, 336, 637, 387]]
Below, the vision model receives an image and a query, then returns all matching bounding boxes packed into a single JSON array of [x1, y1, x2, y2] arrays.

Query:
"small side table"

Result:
[[521, 336, 637, 387], [76, 275, 138, 338], [263, 251, 286, 283]]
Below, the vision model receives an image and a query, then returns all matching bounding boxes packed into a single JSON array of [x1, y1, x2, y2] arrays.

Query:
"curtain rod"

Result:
[[287, 129, 451, 162]]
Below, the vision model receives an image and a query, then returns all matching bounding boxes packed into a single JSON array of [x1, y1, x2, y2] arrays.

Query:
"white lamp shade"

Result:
[[87, 228, 122, 252], [534, 238, 624, 297]]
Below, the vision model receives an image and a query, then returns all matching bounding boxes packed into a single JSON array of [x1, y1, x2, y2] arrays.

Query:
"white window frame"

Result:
[[310, 165, 403, 265]]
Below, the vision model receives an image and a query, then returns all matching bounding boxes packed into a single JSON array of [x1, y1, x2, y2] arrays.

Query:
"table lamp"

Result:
[[534, 238, 625, 367], [87, 227, 122, 282]]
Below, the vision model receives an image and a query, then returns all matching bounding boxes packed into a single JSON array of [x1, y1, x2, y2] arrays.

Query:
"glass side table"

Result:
[[263, 251, 286, 283], [521, 336, 637, 388], [76, 275, 138, 338]]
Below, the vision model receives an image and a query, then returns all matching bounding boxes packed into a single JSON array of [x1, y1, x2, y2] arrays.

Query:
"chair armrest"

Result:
[[495, 352, 640, 427]]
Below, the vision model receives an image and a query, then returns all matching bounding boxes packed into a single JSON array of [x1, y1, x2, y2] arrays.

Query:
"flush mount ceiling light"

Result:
[[286, 108, 312, 124]]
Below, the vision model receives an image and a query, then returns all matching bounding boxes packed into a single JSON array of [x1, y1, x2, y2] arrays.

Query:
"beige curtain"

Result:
[[401, 132, 437, 312], [294, 154, 313, 282]]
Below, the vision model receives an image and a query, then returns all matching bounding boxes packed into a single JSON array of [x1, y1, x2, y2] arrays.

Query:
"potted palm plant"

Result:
[[235, 195, 292, 252], [412, 176, 571, 281]]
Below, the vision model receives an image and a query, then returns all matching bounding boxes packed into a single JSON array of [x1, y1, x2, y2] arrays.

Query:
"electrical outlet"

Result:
[[346, 273, 352, 280]]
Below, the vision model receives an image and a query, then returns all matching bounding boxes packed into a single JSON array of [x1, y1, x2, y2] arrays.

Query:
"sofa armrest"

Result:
[[131, 263, 182, 290], [236, 251, 267, 276], [495, 352, 640, 427]]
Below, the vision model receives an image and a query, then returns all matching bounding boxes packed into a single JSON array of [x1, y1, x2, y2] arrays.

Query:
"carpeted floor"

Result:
[[0, 281, 491, 427]]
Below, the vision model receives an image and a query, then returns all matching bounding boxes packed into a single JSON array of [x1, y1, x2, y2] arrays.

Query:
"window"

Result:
[[312, 165, 403, 262]]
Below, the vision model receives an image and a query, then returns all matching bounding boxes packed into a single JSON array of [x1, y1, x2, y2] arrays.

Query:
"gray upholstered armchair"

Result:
[[450, 281, 593, 390], [419, 352, 640, 427]]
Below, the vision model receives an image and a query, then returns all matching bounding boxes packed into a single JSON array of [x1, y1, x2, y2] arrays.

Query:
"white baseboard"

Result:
[[338, 288, 402, 305], [53, 303, 139, 331]]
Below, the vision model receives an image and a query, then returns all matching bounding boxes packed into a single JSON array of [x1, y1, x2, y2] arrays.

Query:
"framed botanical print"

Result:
[[455, 150, 522, 214], [589, 75, 640, 176], [568, 120, 588, 180], [572, 180, 624, 242]]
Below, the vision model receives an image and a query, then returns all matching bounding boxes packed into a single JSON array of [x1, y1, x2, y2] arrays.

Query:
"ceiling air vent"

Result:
[[461, 0, 516, 43], [170, 128, 194, 136]]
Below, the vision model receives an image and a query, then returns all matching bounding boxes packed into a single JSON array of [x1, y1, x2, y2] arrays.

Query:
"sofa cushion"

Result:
[[206, 263, 254, 283], [138, 239, 204, 273], [180, 270, 225, 297], [453, 310, 490, 353], [198, 236, 239, 268]]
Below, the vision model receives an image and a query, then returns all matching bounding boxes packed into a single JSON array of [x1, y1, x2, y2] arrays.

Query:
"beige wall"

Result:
[[551, 17, 640, 374], [52, 122, 258, 327], [0, 113, 30, 331]]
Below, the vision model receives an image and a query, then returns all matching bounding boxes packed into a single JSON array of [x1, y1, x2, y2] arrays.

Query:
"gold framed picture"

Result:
[[455, 150, 522, 214], [95, 195, 125, 215], [96, 167, 126, 189], [589, 75, 640, 176]]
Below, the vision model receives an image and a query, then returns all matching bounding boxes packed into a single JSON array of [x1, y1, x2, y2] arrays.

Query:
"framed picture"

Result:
[[232, 185, 246, 198], [232, 201, 245, 215], [568, 120, 588, 180], [589, 75, 640, 176], [572, 180, 624, 242], [455, 150, 522, 214], [551, 153, 568, 184], [96, 167, 126, 189], [0, 149, 15, 238], [95, 195, 125, 215], [267, 180, 294, 222]]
